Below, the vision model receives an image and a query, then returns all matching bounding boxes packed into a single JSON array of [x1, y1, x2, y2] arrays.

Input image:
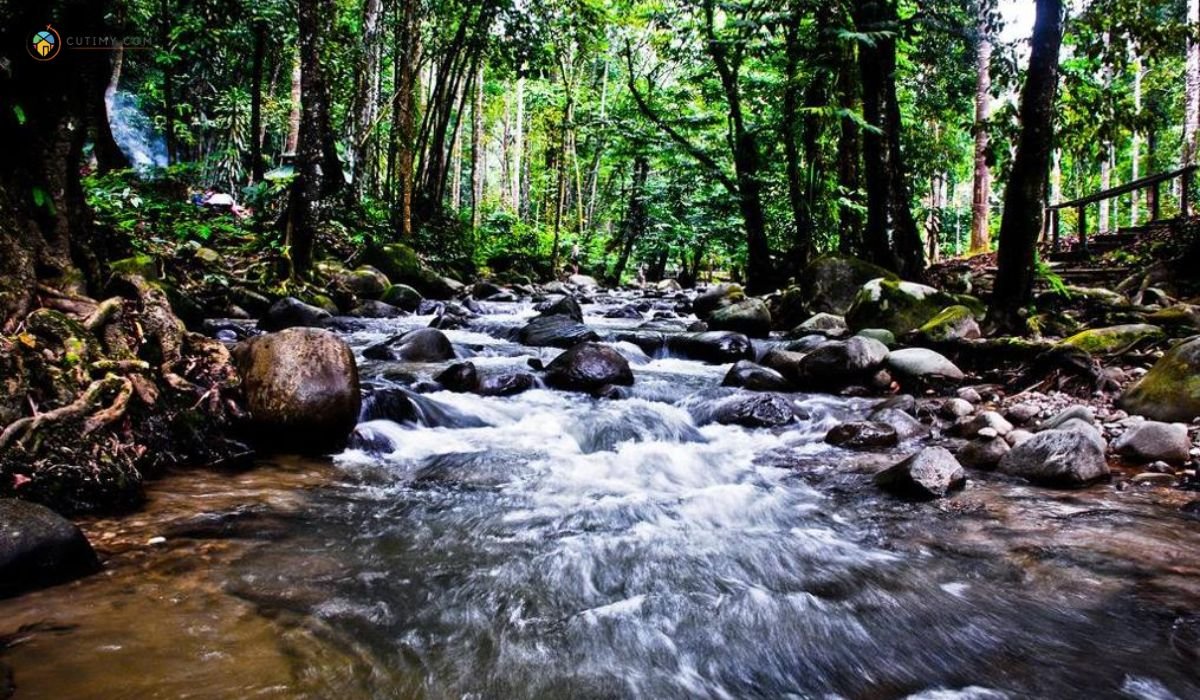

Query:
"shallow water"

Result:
[[3, 299, 1200, 699]]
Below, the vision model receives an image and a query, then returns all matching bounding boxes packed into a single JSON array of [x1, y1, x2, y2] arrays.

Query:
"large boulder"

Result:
[[914, 305, 981, 343], [693, 284, 745, 320], [707, 298, 773, 338], [258, 297, 332, 332], [342, 266, 391, 300], [793, 336, 890, 390], [666, 331, 755, 364], [545, 343, 634, 393], [380, 284, 424, 312], [874, 447, 966, 500], [537, 295, 585, 322], [997, 422, 1109, 487], [0, 499, 101, 598], [1058, 324, 1165, 356], [846, 278, 962, 335], [519, 314, 599, 348], [1113, 421, 1191, 464], [233, 329, 361, 452], [800, 254, 897, 316], [363, 328, 456, 362], [1119, 337, 1200, 422], [370, 243, 460, 300]]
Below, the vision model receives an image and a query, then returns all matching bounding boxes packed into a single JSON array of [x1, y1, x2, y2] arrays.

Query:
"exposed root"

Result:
[[84, 297, 124, 333], [0, 376, 128, 451]]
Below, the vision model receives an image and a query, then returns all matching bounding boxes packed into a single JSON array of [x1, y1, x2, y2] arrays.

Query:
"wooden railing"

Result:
[[1045, 164, 1197, 253]]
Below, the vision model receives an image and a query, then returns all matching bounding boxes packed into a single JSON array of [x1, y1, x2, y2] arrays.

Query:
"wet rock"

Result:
[[722, 360, 790, 392], [1113, 421, 1191, 464], [940, 398, 974, 419], [0, 499, 101, 598], [957, 437, 1010, 470], [519, 314, 599, 348], [1131, 472, 1176, 487], [349, 300, 405, 319], [914, 305, 981, 343], [1041, 406, 1094, 430], [545, 342, 634, 393], [1058, 324, 1165, 356], [785, 334, 829, 352], [570, 402, 705, 454], [955, 411, 1014, 438], [997, 423, 1109, 487], [537, 296, 585, 322], [1118, 336, 1200, 422], [363, 328, 456, 362], [348, 422, 397, 455], [233, 329, 361, 452], [693, 283, 745, 320], [846, 278, 962, 335], [855, 328, 896, 347], [472, 281, 508, 300], [568, 274, 600, 289], [435, 361, 479, 392], [361, 387, 487, 428], [666, 331, 755, 364], [657, 278, 684, 293], [708, 298, 772, 338], [794, 336, 889, 390], [825, 421, 899, 449], [868, 407, 930, 441], [477, 372, 536, 397], [710, 393, 799, 428], [792, 312, 848, 337], [761, 349, 807, 385], [874, 447, 966, 500], [380, 284, 423, 312], [258, 297, 332, 332], [886, 348, 965, 383], [956, 387, 983, 404], [604, 304, 643, 320], [799, 254, 896, 316]]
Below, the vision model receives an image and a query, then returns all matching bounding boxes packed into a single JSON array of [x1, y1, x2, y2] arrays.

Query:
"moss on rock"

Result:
[[845, 278, 960, 335], [915, 305, 981, 343], [1119, 336, 1200, 421], [1057, 323, 1165, 356]]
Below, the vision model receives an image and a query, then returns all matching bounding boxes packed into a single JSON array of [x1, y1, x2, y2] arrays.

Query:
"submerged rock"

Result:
[[0, 499, 101, 598], [477, 372, 537, 397], [545, 342, 634, 393], [360, 387, 488, 428], [1113, 421, 1191, 464], [874, 447, 966, 500], [363, 328, 456, 362], [1118, 337, 1200, 422], [666, 331, 755, 364], [233, 328, 361, 452], [435, 362, 479, 392]]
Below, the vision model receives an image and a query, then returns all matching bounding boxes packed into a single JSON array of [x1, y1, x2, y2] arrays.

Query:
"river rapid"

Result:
[[2, 296, 1200, 699]]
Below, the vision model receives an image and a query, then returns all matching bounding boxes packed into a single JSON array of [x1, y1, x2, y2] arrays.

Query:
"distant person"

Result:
[[196, 188, 249, 219], [570, 242, 581, 274]]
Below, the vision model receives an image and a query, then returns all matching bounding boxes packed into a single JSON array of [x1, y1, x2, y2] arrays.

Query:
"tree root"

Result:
[[0, 376, 131, 451]]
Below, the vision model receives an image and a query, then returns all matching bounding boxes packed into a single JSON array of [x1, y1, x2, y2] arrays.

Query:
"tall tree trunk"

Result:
[[285, 54, 301, 154], [94, 40, 130, 173], [1187, 0, 1200, 163], [513, 73, 525, 217], [1099, 146, 1112, 231], [1131, 54, 1142, 225], [837, 40, 863, 255], [351, 0, 384, 199], [390, 0, 421, 237], [471, 65, 485, 232], [969, 6, 992, 254], [856, 0, 923, 277], [989, 0, 1064, 332], [783, 2, 815, 273], [249, 23, 266, 182], [610, 156, 650, 284]]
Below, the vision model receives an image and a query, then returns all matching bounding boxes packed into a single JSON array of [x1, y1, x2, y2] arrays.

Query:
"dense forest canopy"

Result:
[[3, 0, 1199, 319]]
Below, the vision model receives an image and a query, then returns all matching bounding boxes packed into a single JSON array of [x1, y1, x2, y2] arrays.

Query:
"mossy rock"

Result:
[[1147, 304, 1200, 332], [845, 278, 960, 336], [193, 247, 221, 264], [855, 328, 896, 347], [343, 267, 391, 300], [953, 294, 987, 318], [801, 255, 897, 316], [1057, 324, 1165, 356], [370, 244, 458, 299], [381, 284, 423, 312], [108, 255, 158, 281], [1119, 336, 1200, 421], [307, 294, 340, 314], [915, 305, 981, 343]]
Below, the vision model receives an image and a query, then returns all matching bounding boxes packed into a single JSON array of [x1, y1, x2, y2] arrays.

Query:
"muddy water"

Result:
[[2, 303, 1200, 699]]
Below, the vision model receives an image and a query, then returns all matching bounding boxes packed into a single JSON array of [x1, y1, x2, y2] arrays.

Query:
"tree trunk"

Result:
[[1187, 0, 1200, 163], [969, 7, 992, 254], [249, 23, 266, 181], [610, 156, 650, 284], [837, 40, 863, 255], [783, 2, 815, 274], [351, 0, 384, 199], [471, 66, 485, 232], [513, 74, 525, 217], [285, 54, 301, 154], [390, 0, 421, 237], [1131, 54, 1142, 225], [989, 0, 1064, 332]]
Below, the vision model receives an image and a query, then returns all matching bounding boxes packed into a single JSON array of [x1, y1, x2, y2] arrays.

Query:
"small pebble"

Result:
[[956, 387, 982, 404], [147, 536, 166, 546], [977, 427, 999, 439]]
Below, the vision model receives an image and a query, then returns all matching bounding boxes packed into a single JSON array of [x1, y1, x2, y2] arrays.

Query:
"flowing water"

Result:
[[3, 298, 1200, 699]]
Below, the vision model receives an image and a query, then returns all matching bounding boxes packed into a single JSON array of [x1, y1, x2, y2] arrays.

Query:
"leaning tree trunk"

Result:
[[969, 6, 992, 254], [988, 0, 1064, 333]]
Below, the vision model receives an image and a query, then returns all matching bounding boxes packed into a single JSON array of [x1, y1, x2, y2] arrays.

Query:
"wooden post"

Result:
[[1151, 182, 1161, 221], [1077, 204, 1088, 255]]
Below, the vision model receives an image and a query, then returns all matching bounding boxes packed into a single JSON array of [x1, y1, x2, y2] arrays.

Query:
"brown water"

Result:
[[2, 306, 1200, 699]]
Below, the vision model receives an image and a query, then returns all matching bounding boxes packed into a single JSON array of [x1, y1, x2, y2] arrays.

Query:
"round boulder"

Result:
[[707, 298, 773, 338], [874, 447, 966, 500], [0, 499, 101, 598], [545, 342, 635, 393], [233, 328, 361, 452], [1118, 337, 1200, 422]]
